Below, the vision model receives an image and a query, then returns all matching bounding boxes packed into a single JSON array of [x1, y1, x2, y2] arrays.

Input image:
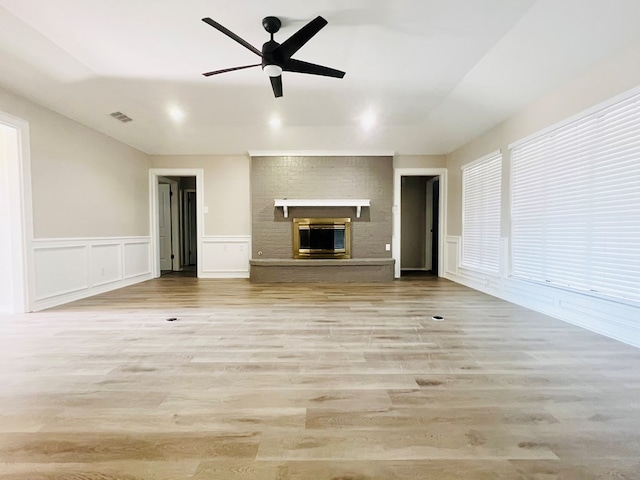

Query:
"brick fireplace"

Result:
[[249, 155, 394, 282]]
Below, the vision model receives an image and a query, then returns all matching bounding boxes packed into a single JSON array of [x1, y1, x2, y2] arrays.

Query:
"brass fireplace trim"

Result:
[[293, 217, 352, 259]]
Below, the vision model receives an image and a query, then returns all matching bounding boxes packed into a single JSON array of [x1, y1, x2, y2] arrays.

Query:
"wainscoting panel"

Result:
[[31, 237, 151, 311], [443, 236, 640, 348], [124, 241, 151, 279], [90, 243, 121, 287], [444, 236, 460, 276], [33, 244, 88, 301], [201, 236, 251, 278]]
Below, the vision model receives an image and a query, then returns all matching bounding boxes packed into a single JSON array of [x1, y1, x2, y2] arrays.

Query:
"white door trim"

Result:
[[0, 111, 34, 313], [393, 168, 447, 279], [149, 169, 204, 278]]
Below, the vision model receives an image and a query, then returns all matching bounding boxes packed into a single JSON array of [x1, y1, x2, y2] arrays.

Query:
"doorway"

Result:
[[157, 176, 197, 276], [183, 188, 197, 267], [400, 176, 439, 276], [0, 113, 33, 313], [149, 169, 204, 279], [393, 168, 447, 279]]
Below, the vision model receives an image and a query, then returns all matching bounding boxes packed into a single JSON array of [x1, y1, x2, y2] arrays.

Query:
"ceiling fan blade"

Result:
[[278, 16, 328, 59], [270, 75, 283, 98], [202, 17, 263, 57], [202, 64, 261, 77], [283, 58, 345, 78]]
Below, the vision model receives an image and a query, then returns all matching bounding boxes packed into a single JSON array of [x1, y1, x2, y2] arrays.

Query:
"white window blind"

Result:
[[511, 92, 640, 304], [462, 152, 502, 274]]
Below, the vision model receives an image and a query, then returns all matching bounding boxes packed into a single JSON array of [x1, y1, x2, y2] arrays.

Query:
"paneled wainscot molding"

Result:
[[443, 236, 640, 348], [201, 236, 251, 279], [31, 237, 152, 311]]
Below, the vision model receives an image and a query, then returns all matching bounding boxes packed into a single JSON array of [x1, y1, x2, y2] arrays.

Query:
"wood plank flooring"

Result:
[[1, 276, 640, 479]]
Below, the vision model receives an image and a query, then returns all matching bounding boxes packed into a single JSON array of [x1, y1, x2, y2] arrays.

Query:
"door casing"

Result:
[[0, 112, 34, 313], [393, 168, 447, 279], [149, 169, 204, 278]]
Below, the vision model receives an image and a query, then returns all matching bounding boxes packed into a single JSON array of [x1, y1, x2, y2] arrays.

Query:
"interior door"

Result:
[[158, 183, 172, 271], [183, 190, 197, 266], [431, 178, 440, 274]]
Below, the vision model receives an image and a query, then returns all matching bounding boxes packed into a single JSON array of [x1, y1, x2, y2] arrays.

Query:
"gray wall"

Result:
[[251, 156, 393, 259]]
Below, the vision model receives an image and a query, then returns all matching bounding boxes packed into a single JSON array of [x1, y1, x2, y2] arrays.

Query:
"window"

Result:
[[511, 91, 640, 304], [462, 151, 502, 274]]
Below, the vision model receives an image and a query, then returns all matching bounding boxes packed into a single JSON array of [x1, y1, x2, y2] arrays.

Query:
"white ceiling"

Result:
[[0, 0, 639, 155]]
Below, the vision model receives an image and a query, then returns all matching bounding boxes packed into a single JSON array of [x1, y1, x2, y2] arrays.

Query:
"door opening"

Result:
[[150, 170, 201, 279], [400, 176, 439, 277], [183, 188, 197, 267], [0, 113, 33, 313], [393, 167, 447, 279]]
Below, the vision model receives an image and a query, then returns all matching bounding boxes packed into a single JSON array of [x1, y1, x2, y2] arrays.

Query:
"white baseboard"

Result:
[[30, 236, 151, 311], [443, 235, 640, 348]]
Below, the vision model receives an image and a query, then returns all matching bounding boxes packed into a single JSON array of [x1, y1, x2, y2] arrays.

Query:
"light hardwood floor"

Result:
[[1, 276, 640, 479]]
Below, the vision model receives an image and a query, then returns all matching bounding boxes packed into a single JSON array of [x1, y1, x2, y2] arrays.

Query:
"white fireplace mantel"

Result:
[[274, 199, 371, 218]]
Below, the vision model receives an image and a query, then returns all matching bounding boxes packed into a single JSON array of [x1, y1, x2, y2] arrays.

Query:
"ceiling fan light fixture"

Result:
[[263, 64, 283, 77]]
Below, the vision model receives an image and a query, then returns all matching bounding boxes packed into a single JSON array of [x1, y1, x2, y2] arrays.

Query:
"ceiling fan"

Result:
[[201, 15, 346, 98]]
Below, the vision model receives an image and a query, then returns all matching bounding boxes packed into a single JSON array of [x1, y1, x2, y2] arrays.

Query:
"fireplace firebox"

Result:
[[292, 218, 351, 259]]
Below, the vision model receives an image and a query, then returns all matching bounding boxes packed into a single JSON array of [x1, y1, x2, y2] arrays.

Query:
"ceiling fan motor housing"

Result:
[[202, 15, 345, 97], [262, 40, 283, 75]]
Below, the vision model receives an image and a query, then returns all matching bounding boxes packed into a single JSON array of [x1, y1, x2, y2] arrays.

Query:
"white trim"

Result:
[[508, 85, 640, 149], [460, 149, 502, 171], [0, 111, 34, 313], [149, 168, 204, 278], [393, 168, 447, 279], [274, 198, 371, 218], [249, 150, 395, 157], [30, 236, 151, 311], [446, 268, 640, 349], [201, 235, 251, 279], [444, 236, 460, 277], [32, 236, 151, 245]]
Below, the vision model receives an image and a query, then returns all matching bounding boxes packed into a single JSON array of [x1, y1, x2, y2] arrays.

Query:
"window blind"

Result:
[[462, 152, 502, 274], [511, 92, 640, 304]]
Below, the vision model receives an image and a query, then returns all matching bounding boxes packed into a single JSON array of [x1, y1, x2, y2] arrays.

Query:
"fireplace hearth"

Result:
[[293, 218, 351, 259]]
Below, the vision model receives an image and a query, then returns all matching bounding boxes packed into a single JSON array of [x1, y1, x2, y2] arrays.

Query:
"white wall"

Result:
[[0, 87, 153, 310], [0, 124, 14, 311], [444, 36, 640, 347]]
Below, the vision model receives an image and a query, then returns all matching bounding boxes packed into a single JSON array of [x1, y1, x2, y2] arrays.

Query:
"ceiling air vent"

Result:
[[110, 111, 133, 123]]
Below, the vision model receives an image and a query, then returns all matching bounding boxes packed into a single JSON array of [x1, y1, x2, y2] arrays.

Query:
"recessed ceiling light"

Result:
[[360, 109, 377, 131], [269, 115, 282, 129], [168, 106, 185, 123]]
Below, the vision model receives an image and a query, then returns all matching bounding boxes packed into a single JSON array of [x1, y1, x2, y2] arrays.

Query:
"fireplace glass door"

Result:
[[293, 218, 351, 259]]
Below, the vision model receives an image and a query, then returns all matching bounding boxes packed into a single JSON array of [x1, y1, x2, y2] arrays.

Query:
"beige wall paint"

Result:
[[394, 155, 446, 169], [0, 87, 150, 238], [446, 36, 640, 237], [149, 155, 251, 236]]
